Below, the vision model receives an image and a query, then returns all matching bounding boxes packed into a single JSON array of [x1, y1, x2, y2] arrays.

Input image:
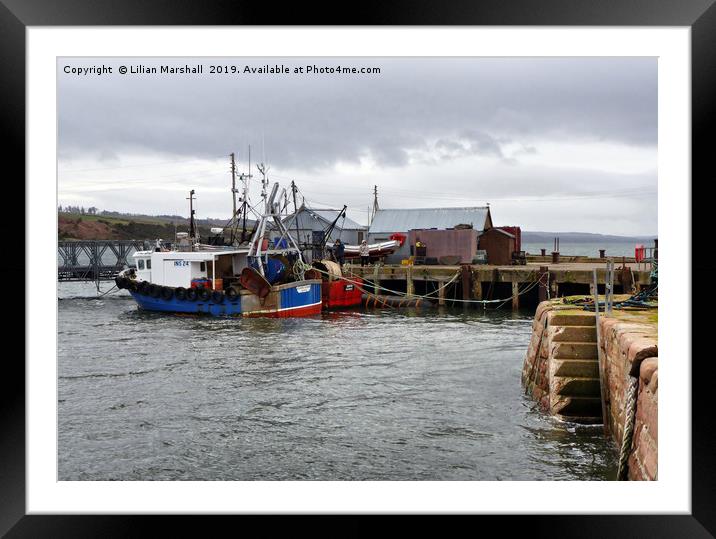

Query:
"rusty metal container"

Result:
[[408, 228, 478, 264]]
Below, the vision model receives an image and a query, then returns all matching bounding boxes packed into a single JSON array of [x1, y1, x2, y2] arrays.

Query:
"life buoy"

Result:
[[149, 284, 161, 298], [198, 287, 211, 302], [186, 288, 198, 301], [161, 286, 174, 300], [175, 287, 187, 301], [211, 290, 224, 303], [226, 287, 239, 301]]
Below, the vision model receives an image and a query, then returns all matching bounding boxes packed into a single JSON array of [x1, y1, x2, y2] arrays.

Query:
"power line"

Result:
[[271, 172, 656, 203], [60, 169, 226, 186], [58, 155, 227, 173]]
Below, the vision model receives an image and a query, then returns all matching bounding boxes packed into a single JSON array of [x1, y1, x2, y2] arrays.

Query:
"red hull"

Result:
[[322, 278, 364, 309], [244, 301, 323, 318]]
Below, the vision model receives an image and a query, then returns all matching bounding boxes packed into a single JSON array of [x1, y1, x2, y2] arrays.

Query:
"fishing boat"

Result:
[[115, 163, 322, 317]]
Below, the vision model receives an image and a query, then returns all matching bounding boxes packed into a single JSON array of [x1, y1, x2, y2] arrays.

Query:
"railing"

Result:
[[58, 240, 147, 281]]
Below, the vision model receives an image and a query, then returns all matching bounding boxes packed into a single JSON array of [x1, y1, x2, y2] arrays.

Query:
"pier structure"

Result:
[[347, 261, 652, 309], [58, 240, 147, 281], [522, 298, 658, 480]]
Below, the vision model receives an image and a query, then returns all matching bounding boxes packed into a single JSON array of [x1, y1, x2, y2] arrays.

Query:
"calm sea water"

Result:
[[58, 282, 617, 481]]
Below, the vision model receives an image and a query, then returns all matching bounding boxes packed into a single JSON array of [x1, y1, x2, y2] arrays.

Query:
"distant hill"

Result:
[[58, 212, 255, 241], [521, 231, 656, 243], [88, 210, 229, 227]]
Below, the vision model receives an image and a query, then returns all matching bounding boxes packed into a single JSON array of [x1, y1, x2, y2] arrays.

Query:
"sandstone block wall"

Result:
[[523, 300, 658, 481], [598, 316, 658, 481]]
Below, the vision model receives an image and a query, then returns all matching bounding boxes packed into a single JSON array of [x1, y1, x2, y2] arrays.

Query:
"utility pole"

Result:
[[187, 189, 197, 243], [371, 185, 379, 225], [230, 152, 237, 243]]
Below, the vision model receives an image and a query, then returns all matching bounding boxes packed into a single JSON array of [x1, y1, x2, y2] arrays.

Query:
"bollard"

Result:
[[540, 248, 546, 256], [551, 251, 560, 264], [599, 249, 606, 259]]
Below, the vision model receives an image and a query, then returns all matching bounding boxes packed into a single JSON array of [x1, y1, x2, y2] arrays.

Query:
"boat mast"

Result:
[[238, 146, 252, 244], [291, 180, 301, 247], [248, 162, 270, 275]]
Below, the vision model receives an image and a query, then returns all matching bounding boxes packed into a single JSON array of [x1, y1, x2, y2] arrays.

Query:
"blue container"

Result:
[[264, 258, 286, 284], [273, 238, 289, 249]]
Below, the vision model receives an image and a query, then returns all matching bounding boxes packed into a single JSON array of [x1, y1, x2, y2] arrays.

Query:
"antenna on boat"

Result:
[[257, 162, 269, 206]]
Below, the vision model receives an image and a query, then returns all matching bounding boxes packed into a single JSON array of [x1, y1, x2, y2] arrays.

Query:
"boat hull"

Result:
[[321, 278, 364, 309], [128, 280, 322, 317]]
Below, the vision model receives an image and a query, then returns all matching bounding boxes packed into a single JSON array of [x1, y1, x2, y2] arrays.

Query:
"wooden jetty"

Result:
[[346, 261, 653, 309]]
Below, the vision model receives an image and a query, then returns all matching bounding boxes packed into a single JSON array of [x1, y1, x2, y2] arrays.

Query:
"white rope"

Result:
[[616, 374, 639, 480], [311, 265, 548, 307]]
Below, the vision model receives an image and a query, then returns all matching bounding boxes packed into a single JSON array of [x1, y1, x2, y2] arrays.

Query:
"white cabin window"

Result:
[[146, 259, 152, 269], [200, 262, 206, 271], [138, 259, 145, 270]]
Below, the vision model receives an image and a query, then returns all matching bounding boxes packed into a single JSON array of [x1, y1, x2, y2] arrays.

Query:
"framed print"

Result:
[[4, 0, 713, 535]]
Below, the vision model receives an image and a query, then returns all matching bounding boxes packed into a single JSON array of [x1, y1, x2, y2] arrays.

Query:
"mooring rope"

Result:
[[524, 315, 549, 395], [616, 374, 640, 481], [309, 264, 548, 307], [94, 283, 118, 298]]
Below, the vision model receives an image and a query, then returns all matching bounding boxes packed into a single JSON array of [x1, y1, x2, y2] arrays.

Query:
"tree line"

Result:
[[58, 205, 98, 215]]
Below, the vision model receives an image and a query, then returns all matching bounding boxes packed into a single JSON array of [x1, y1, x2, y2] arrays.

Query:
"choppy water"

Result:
[[58, 282, 617, 481]]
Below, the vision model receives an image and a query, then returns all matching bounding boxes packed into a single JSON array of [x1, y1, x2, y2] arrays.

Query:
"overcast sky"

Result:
[[58, 57, 657, 235]]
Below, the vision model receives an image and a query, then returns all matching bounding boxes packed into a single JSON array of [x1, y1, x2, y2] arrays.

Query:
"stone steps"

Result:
[[554, 396, 603, 420], [549, 312, 596, 327], [554, 358, 600, 378], [551, 341, 599, 360], [551, 325, 597, 343], [547, 311, 603, 424], [555, 376, 601, 397]]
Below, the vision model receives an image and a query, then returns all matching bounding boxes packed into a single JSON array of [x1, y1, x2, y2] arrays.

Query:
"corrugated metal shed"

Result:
[[369, 207, 492, 234], [309, 209, 365, 230], [281, 207, 366, 231]]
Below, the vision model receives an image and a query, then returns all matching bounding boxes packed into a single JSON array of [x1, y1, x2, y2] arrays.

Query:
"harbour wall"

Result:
[[522, 300, 658, 481]]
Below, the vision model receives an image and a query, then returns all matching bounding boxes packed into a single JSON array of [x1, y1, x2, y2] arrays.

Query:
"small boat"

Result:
[[343, 234, 406, 259], [115, 170, 322, 317]]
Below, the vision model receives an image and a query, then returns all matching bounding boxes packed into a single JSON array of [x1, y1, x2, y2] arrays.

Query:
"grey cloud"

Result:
[[58, 57, 657, 170], [435, 130, 505, 161]]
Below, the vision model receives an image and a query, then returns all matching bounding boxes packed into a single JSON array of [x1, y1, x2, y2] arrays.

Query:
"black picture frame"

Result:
[[4, 0, 713, 535]]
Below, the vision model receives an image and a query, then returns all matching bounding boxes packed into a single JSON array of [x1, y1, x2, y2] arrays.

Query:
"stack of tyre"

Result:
[[114, 276, 239, 303]]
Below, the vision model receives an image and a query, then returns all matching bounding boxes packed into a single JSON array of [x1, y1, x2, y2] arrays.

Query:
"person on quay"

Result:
[[333, 238, 345, 267], [359, 239, 370, 267]]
